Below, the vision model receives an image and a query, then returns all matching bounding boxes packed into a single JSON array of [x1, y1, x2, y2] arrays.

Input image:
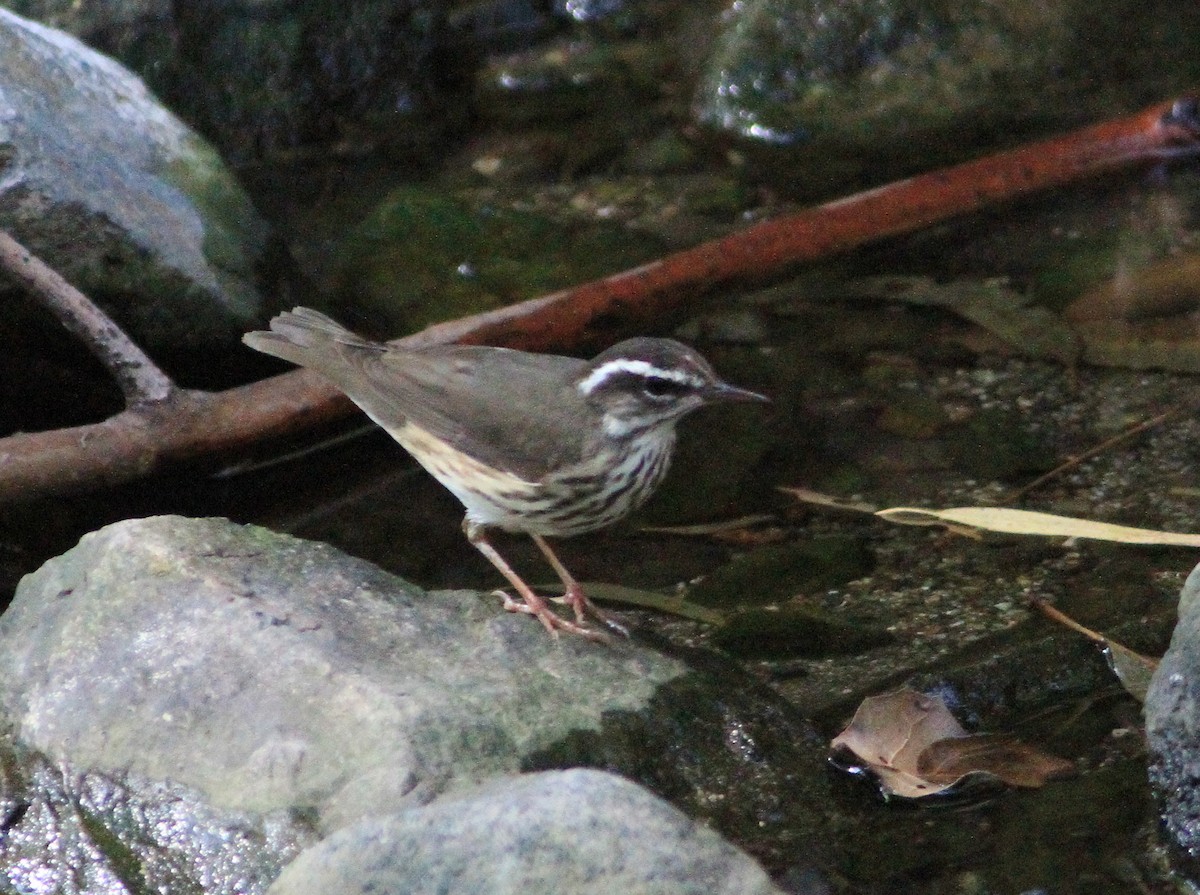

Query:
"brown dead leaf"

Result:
[[841, 276, 1081, 366], [1102, 642, 1159, 704], [1065, 253, 1200, 323], [830, 688, 968, 798], [917, 733, 1076, 788], [832, 688, 966, 766], [830, 687, 1074, 800], [1032, 599, 1160, 702]]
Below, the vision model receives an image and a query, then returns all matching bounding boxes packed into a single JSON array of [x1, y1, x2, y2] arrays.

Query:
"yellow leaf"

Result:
[[876, 506, 1200, 547]]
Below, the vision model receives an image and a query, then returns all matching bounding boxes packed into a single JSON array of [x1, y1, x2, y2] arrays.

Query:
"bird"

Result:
[[244, 307, 768, 640]]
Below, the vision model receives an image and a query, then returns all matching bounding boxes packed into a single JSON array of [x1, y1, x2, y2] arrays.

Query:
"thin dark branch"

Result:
[[0, 229, 176, 405], [1005, 402, 1190, 503]]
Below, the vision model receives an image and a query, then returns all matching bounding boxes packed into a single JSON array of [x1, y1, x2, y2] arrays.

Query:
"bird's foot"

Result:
[[563, 584, 629, 637], [492, 589, 612, 643]]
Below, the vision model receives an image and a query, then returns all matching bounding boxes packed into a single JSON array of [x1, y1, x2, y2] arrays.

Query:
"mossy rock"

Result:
[[875, 391, 951, 440], [687, 537, 875, 609], [333, 185, 662, 332], [712, 604, 894, 659], [944, 408, 1056, 481]]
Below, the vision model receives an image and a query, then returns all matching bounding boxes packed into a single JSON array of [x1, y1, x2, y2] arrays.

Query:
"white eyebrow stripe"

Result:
[[577, 358, 702, 395]]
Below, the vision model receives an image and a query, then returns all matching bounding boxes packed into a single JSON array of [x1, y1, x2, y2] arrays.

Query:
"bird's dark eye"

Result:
[[641, 377, 685, 399]]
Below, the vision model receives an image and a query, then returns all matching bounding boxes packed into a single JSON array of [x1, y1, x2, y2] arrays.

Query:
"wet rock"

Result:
[[0, 516, 682, 830], [1147, 563, 1200, 882], [692, 0, 1200, 197], [0, 734, 314, 895], [712, 604, 894, 660], [267, 769, 786, 895], [554, 0, 632, 26], [0, 7, 276, 353], [475, 39, 620, 124], [694, 0, 1071, 153], [0, 515, 830, 880], [900, 625, 1148, 733]]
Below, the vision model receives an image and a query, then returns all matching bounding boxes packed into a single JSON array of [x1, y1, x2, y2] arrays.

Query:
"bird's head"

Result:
[[576, 337, 767, 439]]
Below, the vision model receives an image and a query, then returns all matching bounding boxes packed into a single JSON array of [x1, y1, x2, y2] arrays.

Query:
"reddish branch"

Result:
[[415, 96, 1200, 351], [2, 95, 1199, 504]]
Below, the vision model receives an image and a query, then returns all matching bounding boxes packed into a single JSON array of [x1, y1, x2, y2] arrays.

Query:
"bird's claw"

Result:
[[490, 589, 613, 643], [563, 584, 629, 637]]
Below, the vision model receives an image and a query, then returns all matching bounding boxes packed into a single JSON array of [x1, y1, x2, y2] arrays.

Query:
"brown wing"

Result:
[[245, 309, 592, 480]]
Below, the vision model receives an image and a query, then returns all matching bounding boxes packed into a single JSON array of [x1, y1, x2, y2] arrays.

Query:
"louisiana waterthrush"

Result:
[[245, 307, 767, 640]]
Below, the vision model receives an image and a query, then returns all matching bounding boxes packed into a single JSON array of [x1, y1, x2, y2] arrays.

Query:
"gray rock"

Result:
[[8, 0, 459, 165], [1147, 562, 1200, 880], [267, 769, 785, 895], [0, 514, 835, 891], [0, 516, 694, 834], [0, 7, 274, 351]]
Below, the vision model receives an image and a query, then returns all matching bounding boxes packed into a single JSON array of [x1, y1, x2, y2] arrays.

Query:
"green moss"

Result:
[[78, 806, 158, 895], [334, 185, 663, 332], [695, 0, 1200, 198], [475, 41, 624, 125], [159, 133, 269, 321], [1027, 232, 1123, 312]]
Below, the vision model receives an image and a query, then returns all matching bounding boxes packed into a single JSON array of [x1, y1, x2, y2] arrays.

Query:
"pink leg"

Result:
[[464, 521, 608, 642], [531, 534, 629, 637]]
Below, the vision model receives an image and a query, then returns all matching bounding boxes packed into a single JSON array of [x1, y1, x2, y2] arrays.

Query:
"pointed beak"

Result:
[[707, 381, 770, 404]]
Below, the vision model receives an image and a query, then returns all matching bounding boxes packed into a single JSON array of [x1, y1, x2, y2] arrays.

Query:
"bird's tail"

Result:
[[243, 307, 381, 367]]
